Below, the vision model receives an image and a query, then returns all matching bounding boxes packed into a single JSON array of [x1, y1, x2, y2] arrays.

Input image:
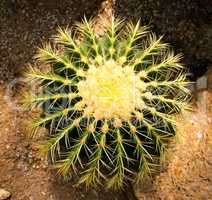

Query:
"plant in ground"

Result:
[[25, 16, 190, 189]]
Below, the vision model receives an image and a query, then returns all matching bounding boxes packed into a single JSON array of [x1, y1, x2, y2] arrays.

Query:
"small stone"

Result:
[[28, 158, 33, 164], [196, 131, 204, 140], [41, 191, 46, 196], [196, 76, 207, 90], [29, 196, 35, 200], [0, 188, 11, 200]]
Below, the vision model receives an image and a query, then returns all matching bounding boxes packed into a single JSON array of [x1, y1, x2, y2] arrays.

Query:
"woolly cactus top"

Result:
[[26, 17, 190, 189]]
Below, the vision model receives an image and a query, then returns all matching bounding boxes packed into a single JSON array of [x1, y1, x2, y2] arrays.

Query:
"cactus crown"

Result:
[[26, 16, 190, 189]]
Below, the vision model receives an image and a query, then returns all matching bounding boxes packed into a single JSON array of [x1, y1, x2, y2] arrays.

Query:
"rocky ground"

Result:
[[0, 0, 103, 81], [0, 83, 131, 200], [0, 0, 212, 199], [1, 0, 212, 81], [135, 89, 212, 200], [0, 80, 212, 200], [115, 0, 212, 81]]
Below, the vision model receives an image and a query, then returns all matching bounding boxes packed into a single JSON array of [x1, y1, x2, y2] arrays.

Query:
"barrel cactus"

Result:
[[25, 17, 190, 189]]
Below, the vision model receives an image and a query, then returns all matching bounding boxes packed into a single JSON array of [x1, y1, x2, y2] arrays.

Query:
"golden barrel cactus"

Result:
[[25, 17, 190, 189]]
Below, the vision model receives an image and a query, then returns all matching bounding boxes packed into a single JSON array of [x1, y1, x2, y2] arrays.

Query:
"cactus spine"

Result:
[[26, 16, 190, 189]]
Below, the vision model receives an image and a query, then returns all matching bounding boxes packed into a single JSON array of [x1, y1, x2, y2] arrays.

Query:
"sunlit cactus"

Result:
[[25, 16, 190, 189]]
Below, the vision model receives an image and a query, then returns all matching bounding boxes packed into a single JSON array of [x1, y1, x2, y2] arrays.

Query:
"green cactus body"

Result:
[[26, 17, 190, 189]]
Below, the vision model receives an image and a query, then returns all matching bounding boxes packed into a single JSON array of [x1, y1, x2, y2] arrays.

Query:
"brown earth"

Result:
[[0, 83, 133, 200], [114, 0, 212, 81], [0, 1, 132, 199], [0, 0, 104, 81], [135, 90, 212, 200], [0, 0, 212, 199], [1, 85, 212, 200]]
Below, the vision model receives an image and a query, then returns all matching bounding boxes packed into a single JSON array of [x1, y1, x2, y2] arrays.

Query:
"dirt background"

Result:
[[0, 0, 212, 199], [135, 91, 212, 199], [0, 0, 103, 81], [0, 83, 133, 200], [115, 0, 212, 81], [0, 85, 212, 200]]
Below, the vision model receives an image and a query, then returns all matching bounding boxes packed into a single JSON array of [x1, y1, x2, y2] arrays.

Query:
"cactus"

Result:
[[25, 17, 190, 189]]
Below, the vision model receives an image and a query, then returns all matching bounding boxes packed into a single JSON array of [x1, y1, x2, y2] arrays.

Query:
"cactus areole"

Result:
[[26, 16, 190, 189]]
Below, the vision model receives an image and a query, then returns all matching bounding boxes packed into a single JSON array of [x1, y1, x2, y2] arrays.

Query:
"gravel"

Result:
[[114, 0, 212, 80], [1, 0, 211, 81], [0, 188, 11, 200], [0, 0, 103, 81]]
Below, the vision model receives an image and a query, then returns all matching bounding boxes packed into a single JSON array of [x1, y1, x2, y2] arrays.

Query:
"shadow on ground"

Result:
[[114, 0, 212, 80], [0, 0, 102, 81]]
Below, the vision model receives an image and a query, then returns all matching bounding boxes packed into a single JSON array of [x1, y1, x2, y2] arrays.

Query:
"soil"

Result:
[[0, 0, 103, 81], [0, 83, 133, 200], [115, 0, 212, 81], [1, 86, 212, 200], [135, 91, 212, 199], [0, 1, 133, 199], [0, 0, 212, 199]]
